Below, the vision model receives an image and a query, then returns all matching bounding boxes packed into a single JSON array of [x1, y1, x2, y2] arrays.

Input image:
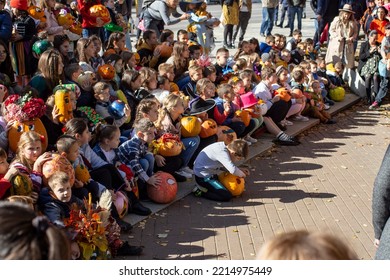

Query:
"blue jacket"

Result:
[[0, 10, 12, 41]]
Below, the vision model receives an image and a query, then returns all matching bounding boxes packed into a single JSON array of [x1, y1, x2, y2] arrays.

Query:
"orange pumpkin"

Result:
[[27, 6, 46, 22], [147, 172, 177, 204], [274, 87, 292, 102], [54, 89, 73, 124], [98, 64, 116, 80], [8, 119, 48, 153], [235, 110, 251, 126], [57, 9, 74, 26], [218, 172, 245, 196], [75, 164, 91, 184], [216, 126, 237, 145], [89, 5, 111, 27], [42, 153, 75, 186], [155, 44, 173, 58], [170, 82, 179, 92], [199, 119, 218, 138], [69, 21, 82, 35], [155, 133, 183, 157], [181, 116, 201, 137]]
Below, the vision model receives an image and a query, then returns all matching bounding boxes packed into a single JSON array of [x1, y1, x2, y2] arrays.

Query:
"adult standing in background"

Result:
[[324, 4, 358, 69], [115, 0, 133, 50], [287, 0, 305, 37], [313, 0, 340, 48], [141, 0, 189, 38], [232, 0, 251, 46], [221, 0, 239, 49], [260, 0, 279, 37]]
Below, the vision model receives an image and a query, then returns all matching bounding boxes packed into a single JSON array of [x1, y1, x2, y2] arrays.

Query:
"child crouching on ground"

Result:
[[193, 139, 250, 202]]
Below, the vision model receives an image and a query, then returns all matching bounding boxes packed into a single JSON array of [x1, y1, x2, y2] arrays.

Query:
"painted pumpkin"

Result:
[[274, 87, 291, 102], [89, 5, 111, 26], [235, 110, 251, 127], [27, 6, 46, 22], [217, 125, 237, 145], [329, 86, 345, 102], [69, 21, 82, 35], [114, 191, 129, 219], [98, 64, 116, 81], [54, 89, 73, 123], [75, 164, 91, 184], [57, 9, 75, 26], [155, 44, 173, 58], [147, 171, 177, 204], [53, 83, 81, 99], [181, 116, 201, 137], [42, 153, 75, 186], [154, 133, 183, 157], [218, 172, 245, 196], [199, 119, 218, 138], [8, 119, 48, 153]]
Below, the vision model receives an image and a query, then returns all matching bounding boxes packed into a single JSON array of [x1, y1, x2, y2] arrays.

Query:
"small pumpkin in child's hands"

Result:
[[98, 64, 116, 81], [75, 164, 91, 184]]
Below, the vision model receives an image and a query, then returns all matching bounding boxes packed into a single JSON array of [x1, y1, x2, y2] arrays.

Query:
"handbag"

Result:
[[137, 19, 146, 32], [360, 55, 379, 77]]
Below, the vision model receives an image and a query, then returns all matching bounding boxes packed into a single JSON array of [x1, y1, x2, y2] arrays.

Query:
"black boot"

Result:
[[117, 241, 143, 256], [127, 191, 152, 216], [111, 204, 133, 232]]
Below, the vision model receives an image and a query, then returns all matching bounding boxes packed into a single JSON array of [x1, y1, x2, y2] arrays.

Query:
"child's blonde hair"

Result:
[[135, 98, 159, 124], [155, 94, 183, 129], [56, 135, 78, 154], [93, 81, 110, 95], [257, 230, 358, 260], [158, 63, 174, 76], [139, 67, 157, 89], [14, 131, 43, 170], [48, 171, 70, 190]]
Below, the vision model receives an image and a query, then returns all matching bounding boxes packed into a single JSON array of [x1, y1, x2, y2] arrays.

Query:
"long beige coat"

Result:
[[325, 16, 358, 69]]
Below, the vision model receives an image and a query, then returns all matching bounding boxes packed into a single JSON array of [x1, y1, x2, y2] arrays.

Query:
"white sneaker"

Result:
[[244, 135, 258, 143], [293, 115, 309, 122], [324, 104, 330, 110], [244, 140, 252, 146], [175, 169, 192, 179], [181, 166, 194, 174]]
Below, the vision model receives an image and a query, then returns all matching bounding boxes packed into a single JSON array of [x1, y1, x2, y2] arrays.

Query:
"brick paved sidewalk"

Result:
[[119, 103, 390, 260]]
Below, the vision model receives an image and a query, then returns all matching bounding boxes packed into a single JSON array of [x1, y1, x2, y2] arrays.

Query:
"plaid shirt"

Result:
[[117, 136, 150, 182]]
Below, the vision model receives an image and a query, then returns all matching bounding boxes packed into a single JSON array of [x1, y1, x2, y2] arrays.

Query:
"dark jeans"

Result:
[[233, 11, 251, 43], [289, 6, 303, 34], [260, 7, 276, 36], [279, 6, 289, 25], [376, 76, 389, 104], [90, 164, 125, 191], [223, 24, 234, 45], [195, 175, 233, 202]]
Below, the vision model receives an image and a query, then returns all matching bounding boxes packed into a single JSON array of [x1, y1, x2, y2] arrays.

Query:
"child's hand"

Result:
[[240, 168, 250, 177], [223, 102, 231, 113], [96, 17, 104, 27], [155, 155, 166, 167], [272, 95, 280, 103], [123, 178, 132, 191], [6, 120, 16, 131], [74, 179, 84, 188], [147, 174, 162, 187], [4, 166, 19, 181], [310, 99, 315, 106], [33, 152, 53, 173], [52, 105, 62, 124], [124, 104, 131, 118]]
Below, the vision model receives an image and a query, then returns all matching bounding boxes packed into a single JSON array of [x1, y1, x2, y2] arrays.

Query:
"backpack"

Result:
[[142, 0, 158, 10]]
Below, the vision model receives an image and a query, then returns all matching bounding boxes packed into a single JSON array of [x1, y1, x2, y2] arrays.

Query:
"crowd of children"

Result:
[[0, 0, 352, 259]]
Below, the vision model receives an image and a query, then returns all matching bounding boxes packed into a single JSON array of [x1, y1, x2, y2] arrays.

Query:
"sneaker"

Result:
[[281, 119, 294, 126], [244, 135, 258, 143], [192, 185, 207, 197], [181, 166, 193, 175], [369, 101, 379, 110], [173, 172, 187, 182], [273, 138, 300, 146], [292, 115, 309, 122], [324, 104, 330, 110], [324, 119, 336, 124], [244, 140, 252, 146], [175, 169, 192, 179]]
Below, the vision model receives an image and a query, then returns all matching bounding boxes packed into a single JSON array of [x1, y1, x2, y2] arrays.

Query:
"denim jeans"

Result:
[[82, 27, 101, 38], [260, 7, 276, 36], [289, 6, 303, 34], [376, 77, 389, 104], [139, 152, 155, 177], [180, 136, 200, 168]]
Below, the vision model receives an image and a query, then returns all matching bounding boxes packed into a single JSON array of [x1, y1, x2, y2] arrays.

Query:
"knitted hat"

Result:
[[261, 53, 270, 63], [10, 0, 28, 10]]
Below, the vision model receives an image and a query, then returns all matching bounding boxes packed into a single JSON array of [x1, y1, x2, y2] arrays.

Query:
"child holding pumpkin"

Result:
[[0, 148, 21, 199], [92, 124, 152, 215], [155, 94, 200, 179], [193, 139, 250, 201], [8, 131, 53, 203]]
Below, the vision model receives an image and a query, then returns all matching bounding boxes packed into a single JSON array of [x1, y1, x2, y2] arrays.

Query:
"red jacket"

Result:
[[0, 174, 11, 199]]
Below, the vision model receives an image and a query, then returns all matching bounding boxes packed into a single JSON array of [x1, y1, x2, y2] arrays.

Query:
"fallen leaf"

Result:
[[341, 165, 348, 169], [277, 208, 284, 211], [159, 242, 168, 246], [250, 253, 255, 256], [157, 233, 168, 238], [363, 224, 368, 227], [128, 235, 134, 239], [326, 199, 333, 202], [335, 219, 340, 222], [233, 229, 239, 232], [165, 230, 170, 232]]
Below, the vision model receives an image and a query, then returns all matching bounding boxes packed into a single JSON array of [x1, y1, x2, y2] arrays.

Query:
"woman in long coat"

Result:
[[221, 0, 239, 49], [325, 4, 358, 69]]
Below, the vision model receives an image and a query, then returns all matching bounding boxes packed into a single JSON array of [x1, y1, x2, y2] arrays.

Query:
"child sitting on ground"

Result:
[[182, 64, 203, 99], [0, 148, 20, 199], [158, 63, 179, 92], [193, 139, 250, 202], [151, 75, 170, 104]]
